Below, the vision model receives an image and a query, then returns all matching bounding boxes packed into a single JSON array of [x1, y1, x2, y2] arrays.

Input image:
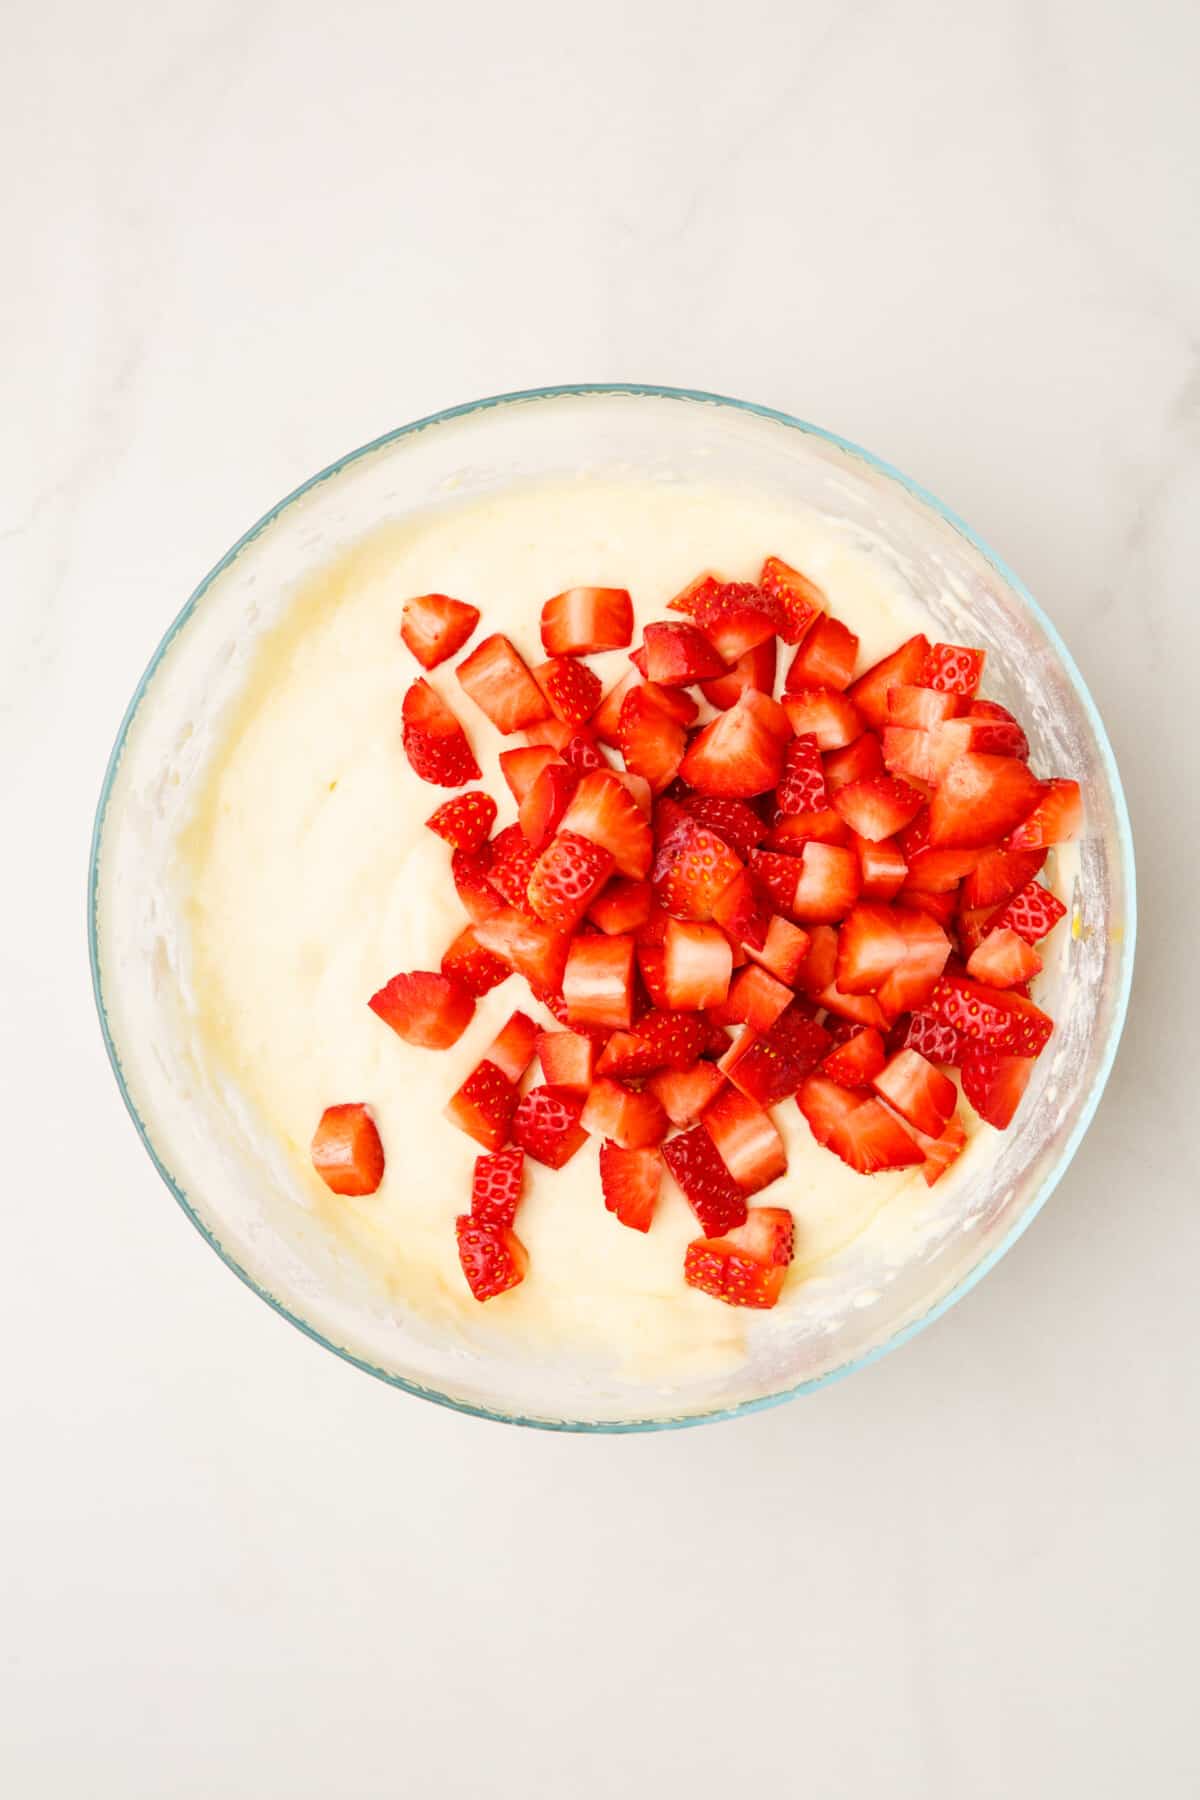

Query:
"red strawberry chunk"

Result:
[[782, 687, 864, 751], [767, 810, 852, 852], [662, 1126, 748, 1236], [654, 817, 743, 921], [832, 773, 924, 843], [536, 656, 603, 728], [793, 922, 838, 996], [581, 1077, 668, 1149], [563, 934, 636, 1030], [594, 1031, 661, 1079], [663, 919, 734, 1010], [836, 904, 907, 994], [522, 717, 577, 752], [452, 845, 503, 922], [920, 642, 985, 697], [618, 685, 686, 793], [634, 1008, 709, 1069], [487, 822, 539, 909], [499, 745, 557, 805], [758, 555, 825, 643], [588, 877, 654, 935], [746, 913, 811, 984], [875, 908, 952, 1016], [636, 941, 672, 1009], [425, 790, 496, 852], [776, 734, 829, 815], [784, 614, 859, 691], [473, 906, 571, 992], [962, 846, 1047, 910], [519, 763, 580, 850], [1006, 778, 1083, 848], [966, 926, 1043, 988], [511, 1084, 589, 1168], [700, 639, 778, 711], [854, 835, 908, 901], [311, 1104, 385, 1196], [527, 831, 614, 931], [961, 1045, 1035, 1129], [445, 1060, 519, 1151], [559, 769, 653, 879], [928, 753, 1042, 848], [702, 1088, 787, 1194], [929, 975, 1054, 1056], [719, 1012, 829, 1107], [821, 1025, 886, 1087], [797, 1076, 924, 1173], [724, 963, 794, 1032], [536, 1029, 597, 1093], [817, 981, 891, 1031], [823, 732, 884, 792], [903, 889, 959, 931], [919, 1113, 968, 1186], [680, 690, 790, 797], [965, 699, 1029, 760], [847, 634, 931, 729], [400, 593, 480, 670], [401, 679, 481, 787], [640, 621, 728, 685], [483, 1011, 539, 1084], [873, 1047, 957, 1137], [896, 1011, 967, 1067], [470, 1147, 525, 1228], [711, 869, 772, 952], [688, 579, 789, 657], [648, 1061, 726, 1126], [369, 969, 474, 1048], [677, 794, 769, 860], [440, 926, 511, 997], [749, 849, 801, 915], [455, 1215, 527, 1301], [684, 1208, 794, 1310], [591, 669, 640, 746], [562, 733, 607, 774], [540, 587, 633, 656], [790, 841, 862, 924], [990, 880, 1067, 944], [457, 634, 550, 734], [599, 1143, 663, 1232], [886, 683, 960, 731]]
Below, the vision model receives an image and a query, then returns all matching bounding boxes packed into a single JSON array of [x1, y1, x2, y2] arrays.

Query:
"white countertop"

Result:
[[3, 3, 1197, 1795]]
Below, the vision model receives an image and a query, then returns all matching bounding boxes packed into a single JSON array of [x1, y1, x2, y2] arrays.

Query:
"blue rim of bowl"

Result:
[[87, 382, 1137, 1433]]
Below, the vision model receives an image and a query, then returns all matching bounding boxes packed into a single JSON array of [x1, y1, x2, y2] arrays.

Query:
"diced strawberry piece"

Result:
[[920, 642, 985, 697], [654, 816, 743, 921], [767, 810, 852, 852], [965, 698, 1029, 760], [758, 555, 825, 644], [581, 1077, 668, 1149], [784, 614, 859, 692], [663, 919, 734, 1010], [499, 746, 557, 805], [401, 679, 481, 787], [873, 1048, 957, 1136], [903, 848, 985, 894], [451, 845, 503, 922], [510, 1084, 589, 1168], [677, 794, 768, 859], [563, 733, 608, 775], [711, 869, 771, 952], [699, 639, 778, 710], [847, 633, 931, 729], [919, 1113, 968, 1185], [470, 1147, 525, 1228], [719, 1009, 829, 1106], [832, 774, 924, 842], [790, 841, 861, 924], [990, 880, 1067, 944], [798, 1076, 924, 1173], [563, 934, 636, 1030], [473, 906, 571, 992], [636, 941, 672, 1009], [748, 850, 800, 915], [618, 684, 686, 793], [440, 925, 511, 996], [962, 847, 1047, 910], [821, 1026, 886, 1087], [929, 975, 1054, 1056], [702, 1088, 786, 1194], [684, 1207, 795, 1309], [689, 580, 789, 659], [896, 1011, 967, 1067], [634, 1009, 709, 1070], [886, 683, 960, 730], [639, 621, 728, 685], [521, 716, 578, 752], [881, 724, 953, 787], [587, 877, 654, 935], [368, 970, 474, 1048], [536, 1029, 597, 1093], [400, 593, 480, 670], [724, 964, 794, 1032], [967, 926, 1043, 988], [854, 834, 908, 901], [961, 1045, 1035, 1129], [457, 634, 550, 734], [559, 769, 653, 879], [795, 1073, 861, 1144], [782, 687, 864, 751], [617, 770, 654, 816], [591, 669, 640, 746], [746, 914, 810, 984], [929, 753, 1042, 848], [793, 923, 837, 995], [445, 1061, 519, 1151], [311, 1103, 385, 1196], [648, 1061, 726, 1126], [823, 732, 884, 793], [1006, 778, 1083, 848], [679, 689, 790, 797], [594, 1031, 661, 1080], [835, 903, 907, 994], [776, 734, 828, 815], [904, 889, 959, 930], [667, 572, 728, 617], [536, 655, 603, 729], [875, 908, 952, 1016], [527, 831, 614, 931], [425, 790, 497, 853], [817, 981, 891, 1030], [486, 822, 538, 909], [482, 1011, 539, 1084], [540, 587, 633, 656], [455, 1215, 528, 1301], [515, 763, 576, 851], [599, 1142, 662, 1232], [662, 1127, 748, 1236]]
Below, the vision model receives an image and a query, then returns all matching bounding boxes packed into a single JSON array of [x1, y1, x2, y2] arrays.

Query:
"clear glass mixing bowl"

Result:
[[89, 386, 1136, 1430]]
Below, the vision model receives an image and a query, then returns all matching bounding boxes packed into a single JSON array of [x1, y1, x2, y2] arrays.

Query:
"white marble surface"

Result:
[[2, 2, 1197, 1794]]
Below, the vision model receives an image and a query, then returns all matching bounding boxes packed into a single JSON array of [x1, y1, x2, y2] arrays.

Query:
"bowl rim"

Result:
[[87, 381, 1138, 1432]]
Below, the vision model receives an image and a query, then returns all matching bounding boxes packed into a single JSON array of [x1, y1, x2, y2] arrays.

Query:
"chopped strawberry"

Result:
[[311, 1103, 385, 1196], [470, 1147, 525, 1228], [920, 642, 985, 697], [368, 969, 474, 1048], [483, 1012, 539, 1084], [451, 845, 503, 922], [929, 975, 1054, 1056], [654, 817, 743, 921], [677, 794, 768, 859], [835, 903, 907, 994], [401, 679, 481, 787], [1006, 778, 1083, 848], [748, 849, 801, 915], [518, 761, 580, 851], [536, 1029, 597, 1094], [823, 731, 884, 792], [663, 919, 734, 1010], [702, 1088, 786, 1194], [634, 1008, 709, 1069], [599, 1142, 662, 1232], [886, 683, 960, 731], [540, 587, 633, 656], [558, 768, 653, 880], [440, 925, 511, 996], [719, 1012, 829, 1107], [636, 941, 672, 1009], [445, 1061, 519, 1151], [562, 733, 607, 775], [534, 655, 602, 729], [521, 716, 578, 753], [666, 575, 751, 619], [746, 913, 811, 984], [784, 614, 859, 691], [711, 869, 772, 951], [425, 790, 496, 853], [881, 724, 961, 787], [895, 1010, 967, 1067], [793, 922, 838, 995], [617, 770, 654, 816], [854, 835, 908, 901], [816, 980, 891, 1031], [562, 934, 636, 1030], [587, 877, 654, 935], [618, 684, 686, 793], [591, 669, 641, 745], [847, 634, 931, 729], [581, 1077, 668, 1149], [758, 555, 825, 643], [903, 889, 959, 930], [527, 831, 614, 931], [766, 810, 852, 851], [662, 1126, 748, 1236], [961, 846, 1046, 910], [832, 773, 924, 842], [455, 1215, 527, 1301], [487, 822, 539, 909], [689, 580, 788, 659], [902, 847, 985, 894], [966, 926, 1043, 987], [797, 1076, 924, 1173], [928, 753, 1042, 848], [511, 1084, 589, 1168], [873, 1047, 957, 1136], [961, 1045, 1034, 1129], [679, 689, 790, 797], [700, 639, 777, 711], [456, 634, 550, 734], [919, 1113, 967, 1186], [400, 593, 480, 670], [499, 745, 557, 805], [776, 734, 828, 815], [724, 963, 794, 1032], [875, 908, 952, 1016], [594, 1031, 661, 1080], [990, 880, 1067, 944], [790, 841, 862, 924], [965, 698, 1029, 760], [782, 687, 864, 751], [648, 1061, 726, 1126], [684, 1206, 795, 1309], [473, 906, 571, 992], [821, 1025, 886, 1087], [640, 621, 728, 685]]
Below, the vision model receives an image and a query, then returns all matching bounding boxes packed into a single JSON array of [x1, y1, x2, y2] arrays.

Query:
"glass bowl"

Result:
[[89, 386, 1136, 1431]]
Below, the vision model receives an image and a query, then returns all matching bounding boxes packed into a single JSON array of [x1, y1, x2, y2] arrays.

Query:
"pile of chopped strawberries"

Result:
[[310, 562, 1082, 1312]]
